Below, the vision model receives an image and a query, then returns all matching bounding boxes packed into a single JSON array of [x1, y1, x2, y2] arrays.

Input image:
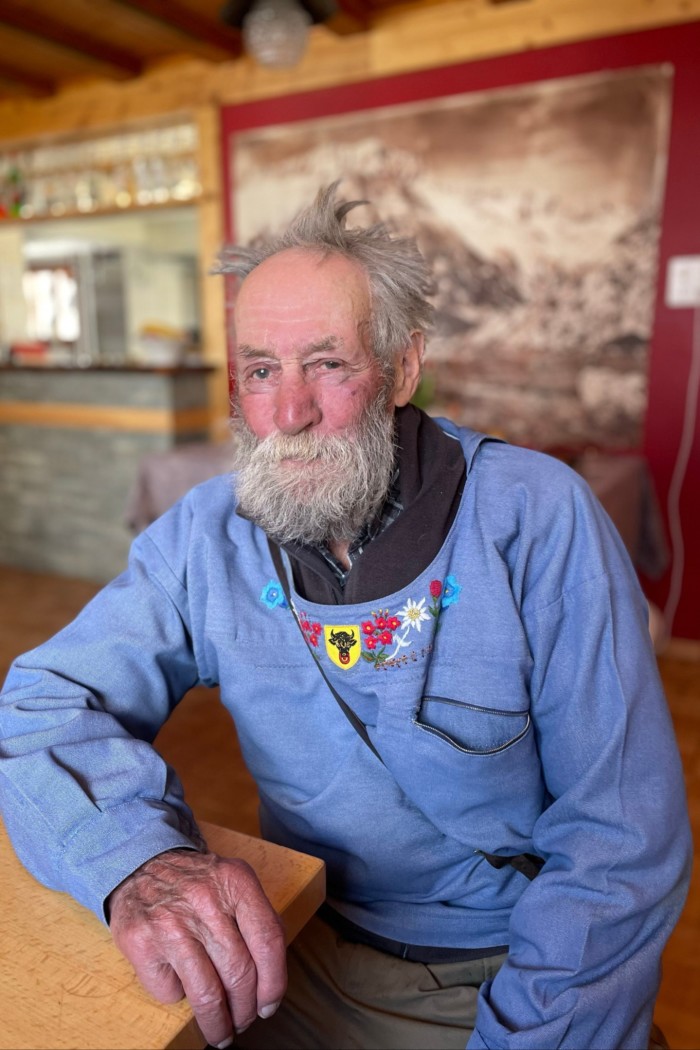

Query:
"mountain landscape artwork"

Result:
[[230, 66, 672, 450]]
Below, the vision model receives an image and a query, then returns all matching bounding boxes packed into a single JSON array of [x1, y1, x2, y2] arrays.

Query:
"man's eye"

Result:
[[250, 367, 271, 380], [320, 360, 342, 370]]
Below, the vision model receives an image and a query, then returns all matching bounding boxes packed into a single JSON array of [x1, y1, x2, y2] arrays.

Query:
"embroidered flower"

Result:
[[360, 577, 463, 668], [260, 581, 288, 609], [297, 611, 322, 651], [441, 575, 462, 608], [428, 579, 443, 619], [360, 608, 399, 666], [396, 596, 430, 632]]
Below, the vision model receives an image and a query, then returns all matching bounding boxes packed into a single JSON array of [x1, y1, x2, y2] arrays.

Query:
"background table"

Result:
[[1, 819, 326, 1050], [575, 449, 668, 578]]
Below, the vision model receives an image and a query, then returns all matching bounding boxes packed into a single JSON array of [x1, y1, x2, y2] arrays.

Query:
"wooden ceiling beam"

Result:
[[0, 1, 143, 74], [326, 0, 372, 35], [111, 0, 244, 56], [0, 58, 53, 96]]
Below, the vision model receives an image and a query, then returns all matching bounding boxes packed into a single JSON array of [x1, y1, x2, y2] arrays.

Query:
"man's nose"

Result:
[[273, 375, 321, 434]]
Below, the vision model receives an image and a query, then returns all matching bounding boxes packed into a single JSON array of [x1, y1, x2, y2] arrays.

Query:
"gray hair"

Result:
[[215, 182, 434, 371]]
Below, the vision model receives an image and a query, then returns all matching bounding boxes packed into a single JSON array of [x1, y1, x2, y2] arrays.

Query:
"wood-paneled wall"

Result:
[[2, 0, 700, 139]]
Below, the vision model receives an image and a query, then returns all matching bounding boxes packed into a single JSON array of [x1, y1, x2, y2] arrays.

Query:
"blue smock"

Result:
[[0, 423, 691, 1049]]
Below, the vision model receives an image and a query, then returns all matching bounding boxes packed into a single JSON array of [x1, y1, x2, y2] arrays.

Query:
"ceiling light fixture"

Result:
[[243, 0, 312, 68], [220, 0, 337, 69]]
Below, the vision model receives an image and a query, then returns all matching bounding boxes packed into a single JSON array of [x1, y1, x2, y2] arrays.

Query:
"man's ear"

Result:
[[392, 331, 425, 408]]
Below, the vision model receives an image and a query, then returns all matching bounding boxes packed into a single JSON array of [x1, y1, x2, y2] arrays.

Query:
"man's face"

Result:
[[233, 248, 384, 443], [230, 249, 397, 546]]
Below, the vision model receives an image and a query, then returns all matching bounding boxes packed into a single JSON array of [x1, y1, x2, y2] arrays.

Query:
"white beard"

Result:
[[231, 395, 396, 546]]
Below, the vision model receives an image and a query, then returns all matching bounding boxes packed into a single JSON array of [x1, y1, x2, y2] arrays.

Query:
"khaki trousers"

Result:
[[235, 914, 506, 1050]]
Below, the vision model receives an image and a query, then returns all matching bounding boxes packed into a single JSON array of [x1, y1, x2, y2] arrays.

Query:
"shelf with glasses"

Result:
[[0, 195, 201, 226], [0, 121, 200, 223]]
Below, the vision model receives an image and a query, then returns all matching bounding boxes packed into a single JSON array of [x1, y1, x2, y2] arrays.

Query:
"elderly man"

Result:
[[0, 184, 691, 1050]]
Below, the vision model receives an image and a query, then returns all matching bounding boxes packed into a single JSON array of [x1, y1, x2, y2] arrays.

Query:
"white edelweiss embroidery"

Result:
[[395, 596, 430, 632]]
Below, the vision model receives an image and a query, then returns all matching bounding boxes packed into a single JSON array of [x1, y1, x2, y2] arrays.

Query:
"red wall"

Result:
[[221, 22, 700, 641]]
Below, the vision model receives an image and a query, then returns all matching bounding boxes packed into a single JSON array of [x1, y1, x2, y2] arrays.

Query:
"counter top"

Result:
[[0, 362, 218, 374]]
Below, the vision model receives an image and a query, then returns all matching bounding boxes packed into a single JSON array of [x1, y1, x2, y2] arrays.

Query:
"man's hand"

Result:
[[108, 849, 287, 1049]]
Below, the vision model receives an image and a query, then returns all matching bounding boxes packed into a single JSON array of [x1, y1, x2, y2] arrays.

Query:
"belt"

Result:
[[318, 903, 508, 965]]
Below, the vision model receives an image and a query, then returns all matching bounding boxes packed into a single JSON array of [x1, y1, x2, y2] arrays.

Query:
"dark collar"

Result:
[[283, 404, 466, 605]]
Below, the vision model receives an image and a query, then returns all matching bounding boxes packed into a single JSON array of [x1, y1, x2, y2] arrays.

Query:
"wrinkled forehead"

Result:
[[234, 248, 371, 335]]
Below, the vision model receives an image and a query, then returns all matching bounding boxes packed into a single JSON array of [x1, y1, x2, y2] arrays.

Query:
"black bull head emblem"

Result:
[[328, 628, 358, 665]]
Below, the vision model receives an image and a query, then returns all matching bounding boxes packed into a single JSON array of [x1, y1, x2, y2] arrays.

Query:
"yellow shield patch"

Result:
[[324, 625, 361, 670]]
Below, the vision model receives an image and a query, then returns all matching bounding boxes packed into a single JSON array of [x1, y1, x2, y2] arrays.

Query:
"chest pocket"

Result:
[[415, 696, 530, 754], [375, 661, 544, 849]]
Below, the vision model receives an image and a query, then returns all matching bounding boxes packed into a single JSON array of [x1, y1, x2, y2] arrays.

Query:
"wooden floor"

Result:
[[0, 564, 698, 1048]]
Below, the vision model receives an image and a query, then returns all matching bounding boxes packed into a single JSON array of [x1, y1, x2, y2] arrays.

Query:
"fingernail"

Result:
[[215, 1039, 234, 1049], [258, 1000, 281, 1020]]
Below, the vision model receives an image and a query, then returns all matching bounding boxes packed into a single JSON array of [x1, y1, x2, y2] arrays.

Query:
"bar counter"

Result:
[[0, 362, 218, 582]]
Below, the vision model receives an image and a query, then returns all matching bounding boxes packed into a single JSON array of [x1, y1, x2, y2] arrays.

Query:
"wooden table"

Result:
[[1, 819, 326, 1050]]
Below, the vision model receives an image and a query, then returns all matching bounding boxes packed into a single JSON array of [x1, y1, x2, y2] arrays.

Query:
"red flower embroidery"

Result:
[[298, 612, 322, 652], [430, 580, 442, 599], [360, 608, 399, 665]]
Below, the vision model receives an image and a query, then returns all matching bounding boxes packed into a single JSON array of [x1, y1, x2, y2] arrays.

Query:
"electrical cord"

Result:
[[663, 306, 700, 635]]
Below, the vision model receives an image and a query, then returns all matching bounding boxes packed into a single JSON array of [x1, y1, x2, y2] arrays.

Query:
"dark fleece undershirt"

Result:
[[284, 404, 466, 605]]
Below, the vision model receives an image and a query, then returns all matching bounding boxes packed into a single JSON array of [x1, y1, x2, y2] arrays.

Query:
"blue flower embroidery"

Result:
[[260, 580, 288, 609], [441, 574, 462, 608]]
